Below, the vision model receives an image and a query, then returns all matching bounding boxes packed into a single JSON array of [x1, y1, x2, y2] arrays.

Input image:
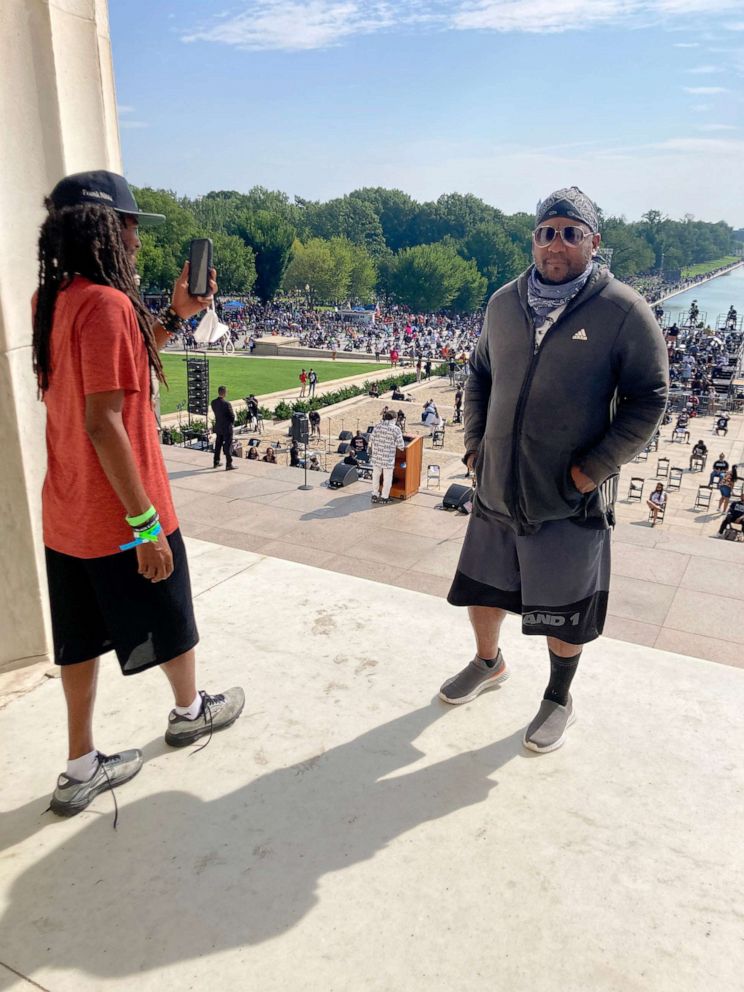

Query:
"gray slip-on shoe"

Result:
[[439, 650, 510, 705], [49, 749, 143, 818], [165, 687, 245, 748], [523, 695, 576, 753]]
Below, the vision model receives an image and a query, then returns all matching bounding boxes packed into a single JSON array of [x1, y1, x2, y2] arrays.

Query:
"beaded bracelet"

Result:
[[156, 305, 185, 335]]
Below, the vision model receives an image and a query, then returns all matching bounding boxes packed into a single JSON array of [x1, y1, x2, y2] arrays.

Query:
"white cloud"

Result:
[[120, 121, 150, 129], [181, 0, 744, 51], [698, 123, 738, 131], [652, 136, 744, 153], [673, 41, 699, 46], [682, 85, 728, 93], [182, 1, 399, 51], [689, 102, 712, 111], [117, 104, 135, 113], [684, 64, 721, 73]]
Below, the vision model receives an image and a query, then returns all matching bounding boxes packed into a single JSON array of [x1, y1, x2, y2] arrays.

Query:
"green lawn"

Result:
[[680, 256, 739, 279], [158, 355, 387, 414]]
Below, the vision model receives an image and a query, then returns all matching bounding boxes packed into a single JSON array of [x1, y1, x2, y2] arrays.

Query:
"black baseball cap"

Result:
[[49, 170, 165, 226]]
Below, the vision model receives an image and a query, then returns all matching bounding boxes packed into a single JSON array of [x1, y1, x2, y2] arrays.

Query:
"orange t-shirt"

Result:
[[41, 276, 178, 558]]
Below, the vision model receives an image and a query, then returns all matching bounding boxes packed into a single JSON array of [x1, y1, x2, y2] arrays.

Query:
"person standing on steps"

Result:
[[32, 170, 245, 820], [440, 186, 668, 753], [211, 385, 236, 471]]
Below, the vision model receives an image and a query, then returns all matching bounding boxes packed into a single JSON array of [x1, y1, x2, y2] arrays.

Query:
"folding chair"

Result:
[[426, 464, 441, 489], [432, 428, 446, 448], [694, 485, 712, 511], [627, 477, 644, 502], [656, 457, 670, 480], [633, 448, 649, 463], [668, 467, 684, 492], [689, 454, 706, 473]]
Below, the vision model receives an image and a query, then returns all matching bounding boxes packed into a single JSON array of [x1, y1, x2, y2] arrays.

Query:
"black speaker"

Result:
[[339, 430, 353, 440], [291, 412, 309, 444], [329, 462, 359, 489], [442, 483, 474, 510], [337, 442, 350, 454]]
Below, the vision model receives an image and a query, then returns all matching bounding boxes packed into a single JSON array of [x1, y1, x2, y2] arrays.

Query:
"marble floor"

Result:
[[1, 539, 743, 991]]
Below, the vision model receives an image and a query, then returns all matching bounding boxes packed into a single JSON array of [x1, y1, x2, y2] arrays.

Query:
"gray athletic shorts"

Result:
[[448, 513, 611, 645]]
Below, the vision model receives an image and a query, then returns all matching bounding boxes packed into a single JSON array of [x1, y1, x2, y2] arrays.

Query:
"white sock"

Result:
[[67, 750, 99, 781], [174, 691, 202, 720]]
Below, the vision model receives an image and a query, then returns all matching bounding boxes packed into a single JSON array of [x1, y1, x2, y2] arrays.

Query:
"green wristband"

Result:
[[126, 505, 156, 527], [137, 521, 162, 543]]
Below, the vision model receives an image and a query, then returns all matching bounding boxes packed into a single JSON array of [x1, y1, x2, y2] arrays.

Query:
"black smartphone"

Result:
[[188, 238, 213, 297]]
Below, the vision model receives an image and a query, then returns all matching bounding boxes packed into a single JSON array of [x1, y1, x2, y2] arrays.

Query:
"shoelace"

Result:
[[97, 753, 120, 829], [190, 691, 223, 755]]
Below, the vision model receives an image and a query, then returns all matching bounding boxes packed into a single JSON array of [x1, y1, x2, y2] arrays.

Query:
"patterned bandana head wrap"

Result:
[[527, 260, 595, 322], [535, 186, 599, 233]]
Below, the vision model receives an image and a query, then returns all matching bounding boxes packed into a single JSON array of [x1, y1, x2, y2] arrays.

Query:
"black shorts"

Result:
[[45, 528, 199, 674], [448, 514, 611, 645]]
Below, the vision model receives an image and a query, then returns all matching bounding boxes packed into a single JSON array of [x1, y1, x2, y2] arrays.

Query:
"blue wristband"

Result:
[[119, 520, 163, 551]]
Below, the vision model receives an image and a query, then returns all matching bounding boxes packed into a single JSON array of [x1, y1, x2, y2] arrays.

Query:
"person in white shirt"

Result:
[[369, 411, 405, 504]]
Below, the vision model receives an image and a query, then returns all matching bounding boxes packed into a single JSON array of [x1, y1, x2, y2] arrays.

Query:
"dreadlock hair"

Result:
[[32, 200, 166, 395]]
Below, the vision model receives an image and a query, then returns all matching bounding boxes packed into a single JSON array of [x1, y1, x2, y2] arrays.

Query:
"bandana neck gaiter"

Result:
[[527, 260, 595, 323]]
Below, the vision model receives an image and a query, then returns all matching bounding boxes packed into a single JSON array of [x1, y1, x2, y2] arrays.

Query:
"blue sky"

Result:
[[111, 1, 744, 225]]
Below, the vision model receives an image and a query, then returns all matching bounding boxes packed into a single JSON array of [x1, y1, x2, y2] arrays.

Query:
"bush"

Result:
[[267, 368, 442, 420]]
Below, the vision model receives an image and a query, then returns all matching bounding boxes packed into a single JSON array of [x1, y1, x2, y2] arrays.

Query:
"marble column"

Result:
[[0, 0, 121, 672]]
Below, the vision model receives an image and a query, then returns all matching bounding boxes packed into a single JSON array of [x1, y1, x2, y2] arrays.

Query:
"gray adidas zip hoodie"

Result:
[[465, 263, 669, 535]]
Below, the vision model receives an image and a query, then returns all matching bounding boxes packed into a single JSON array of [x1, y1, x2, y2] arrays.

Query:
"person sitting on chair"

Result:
[[673, 412, 690, 444], [716, 414, 729, 436], [290, 439, 300, 467], [422, 399, 441, 430], [351, 430, 368, 454], [689, 439, 707, 470], [647, 482, 666, 526], [709, 454, 729, 487], [718, 498, 744, 537]]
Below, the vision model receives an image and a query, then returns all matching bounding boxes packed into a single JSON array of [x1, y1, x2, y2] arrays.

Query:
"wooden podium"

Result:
[[390, 435, 423, 501]]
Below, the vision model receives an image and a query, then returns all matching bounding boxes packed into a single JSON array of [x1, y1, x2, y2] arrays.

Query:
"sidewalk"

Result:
[[1, 539, 742, 991]]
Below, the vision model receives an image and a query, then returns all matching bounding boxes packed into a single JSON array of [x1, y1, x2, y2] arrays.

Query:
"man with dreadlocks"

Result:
[[440, 187, 668, 753], [33, 171, 245, 819]]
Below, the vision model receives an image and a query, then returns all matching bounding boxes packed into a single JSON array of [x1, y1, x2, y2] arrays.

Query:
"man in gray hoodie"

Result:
[[439, 187, 668, 753]]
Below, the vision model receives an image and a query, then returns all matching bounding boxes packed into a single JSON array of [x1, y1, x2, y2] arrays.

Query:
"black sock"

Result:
[[544, 649, 581, 706], [477, 650, 501, 669]]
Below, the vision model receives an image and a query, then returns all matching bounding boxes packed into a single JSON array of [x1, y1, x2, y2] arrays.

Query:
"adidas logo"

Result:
[[572, 328, 588, 341]]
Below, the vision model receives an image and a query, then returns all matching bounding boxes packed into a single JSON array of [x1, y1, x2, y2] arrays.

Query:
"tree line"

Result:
[[133, 186, 738, 312]]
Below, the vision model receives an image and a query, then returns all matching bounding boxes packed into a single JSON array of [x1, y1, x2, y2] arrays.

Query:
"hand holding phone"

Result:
[[171, 258, 218, 321], [188, 238, 213, 297]]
